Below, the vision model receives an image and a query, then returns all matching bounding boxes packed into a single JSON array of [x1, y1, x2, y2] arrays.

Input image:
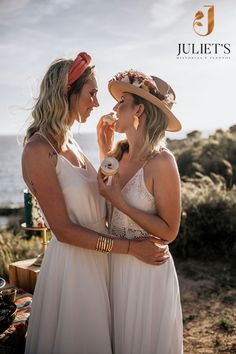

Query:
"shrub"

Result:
[[215, 313, 235, 332], [169, 128, 236, 188], [170, 181, 236, 262]]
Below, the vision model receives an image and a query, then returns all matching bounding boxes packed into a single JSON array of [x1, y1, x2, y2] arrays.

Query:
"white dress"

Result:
[[25, 133, 112, 354], [109, 167, 183, 354]]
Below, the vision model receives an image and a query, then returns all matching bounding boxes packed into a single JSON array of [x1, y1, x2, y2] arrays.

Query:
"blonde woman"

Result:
[[98, 70, 183, 354], [23, 55, 167, 354]]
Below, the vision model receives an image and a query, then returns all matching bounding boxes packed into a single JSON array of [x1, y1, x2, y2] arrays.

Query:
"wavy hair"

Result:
[[110, 93, 168, 161], [24, 58, 94, 152]]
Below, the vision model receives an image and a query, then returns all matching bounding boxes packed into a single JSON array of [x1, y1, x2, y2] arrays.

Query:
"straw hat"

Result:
[[108, 69, 182, 132]]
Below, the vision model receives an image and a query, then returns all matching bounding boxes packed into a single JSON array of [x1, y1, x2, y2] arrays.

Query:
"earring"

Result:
[[133, 115, 139, 130]]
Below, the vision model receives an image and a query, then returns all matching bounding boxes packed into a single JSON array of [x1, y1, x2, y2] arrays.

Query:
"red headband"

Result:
[[68, 52, 92, 86]]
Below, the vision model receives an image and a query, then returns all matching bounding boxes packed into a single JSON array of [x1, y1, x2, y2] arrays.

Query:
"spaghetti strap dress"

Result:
[[108, 167, 183, 354], [25, 132, 112, 354]]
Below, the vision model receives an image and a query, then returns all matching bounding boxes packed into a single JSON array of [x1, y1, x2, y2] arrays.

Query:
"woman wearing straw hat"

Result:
[[98, 69, 183, 354], [23, 55, 167, 354]]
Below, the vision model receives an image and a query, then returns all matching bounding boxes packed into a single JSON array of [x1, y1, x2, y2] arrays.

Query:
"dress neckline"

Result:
[[120, 148, 167, 196], [58, 154, 87, 171], [34, 131, 88, 170], [121, 167, 143, 191], [122, 167, 154, 199], [59, 136, 88, 170]]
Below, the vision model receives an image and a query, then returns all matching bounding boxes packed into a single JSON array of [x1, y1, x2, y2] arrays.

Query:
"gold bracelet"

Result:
[[96, 236, 103, 251], [104, 237, 113, 253], [95, 235, 114, 253]]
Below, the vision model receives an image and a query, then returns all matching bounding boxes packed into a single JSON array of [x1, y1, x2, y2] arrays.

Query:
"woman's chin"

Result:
[[79, 114, 89, 123]]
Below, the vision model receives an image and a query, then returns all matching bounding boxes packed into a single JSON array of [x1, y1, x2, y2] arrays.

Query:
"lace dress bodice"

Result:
[[108, 167, 156, 239]]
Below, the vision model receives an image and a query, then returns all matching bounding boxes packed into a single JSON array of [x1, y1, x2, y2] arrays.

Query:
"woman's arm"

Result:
[[22, 138, 166, 265], [97, 117, 115, 161], [97, 150, 181, 242]]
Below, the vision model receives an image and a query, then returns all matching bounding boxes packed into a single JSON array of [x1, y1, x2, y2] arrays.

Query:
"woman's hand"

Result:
[[130, 237, 169, 265], [97, 115, 115, 160], [97, 169, 126, 211]]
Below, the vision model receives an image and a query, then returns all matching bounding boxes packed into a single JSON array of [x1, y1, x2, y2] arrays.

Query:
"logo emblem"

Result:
[[193, 5, 214, 36]]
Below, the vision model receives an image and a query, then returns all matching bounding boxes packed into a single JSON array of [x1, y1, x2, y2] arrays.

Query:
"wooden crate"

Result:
[[9, 259, 40, 294]]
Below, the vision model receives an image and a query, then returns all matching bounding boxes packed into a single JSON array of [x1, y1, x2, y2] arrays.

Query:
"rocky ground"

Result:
[[175, 259, 236, 354]]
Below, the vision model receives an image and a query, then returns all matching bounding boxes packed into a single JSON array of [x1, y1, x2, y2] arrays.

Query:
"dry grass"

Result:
[[0, 230, 42, 279], [176, 259, 236, 354]]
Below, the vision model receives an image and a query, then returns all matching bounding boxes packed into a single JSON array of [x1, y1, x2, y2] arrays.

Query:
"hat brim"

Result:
[[108, 81, 182, 132]]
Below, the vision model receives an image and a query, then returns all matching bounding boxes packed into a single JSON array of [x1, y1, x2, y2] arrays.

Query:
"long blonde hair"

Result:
[[24, 58, 94, 151], [110, 94, 168, 161]]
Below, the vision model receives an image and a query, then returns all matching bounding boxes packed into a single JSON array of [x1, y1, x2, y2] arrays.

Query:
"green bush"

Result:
[[169, 127, 236, 189], [170, 180, 236, 262], [168, 127, 236, 263]]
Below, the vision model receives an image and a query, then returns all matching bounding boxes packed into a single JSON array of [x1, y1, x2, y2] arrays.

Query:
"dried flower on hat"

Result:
[[111, 69, 175, 106]]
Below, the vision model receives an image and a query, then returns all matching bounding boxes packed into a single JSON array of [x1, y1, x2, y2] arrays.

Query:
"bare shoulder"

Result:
[[146, 148, 178, 175], [146, 149, 181, 203], [22, 134, 59, 194], [22, 134, 57, 166]]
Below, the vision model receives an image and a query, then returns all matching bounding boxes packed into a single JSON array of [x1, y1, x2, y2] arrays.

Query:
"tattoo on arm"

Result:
[[49, 151, 57, 159], [28, 150, 56, 196]]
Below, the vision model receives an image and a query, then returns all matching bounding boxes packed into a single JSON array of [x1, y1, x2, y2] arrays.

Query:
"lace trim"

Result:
[[110, 225, 149, 239]]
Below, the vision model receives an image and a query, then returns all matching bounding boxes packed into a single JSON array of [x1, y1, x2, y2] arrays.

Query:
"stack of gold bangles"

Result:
[[96, 235, 114, 253]]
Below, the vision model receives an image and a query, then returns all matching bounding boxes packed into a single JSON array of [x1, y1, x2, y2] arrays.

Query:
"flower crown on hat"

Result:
[[111, 69, 175, 108]]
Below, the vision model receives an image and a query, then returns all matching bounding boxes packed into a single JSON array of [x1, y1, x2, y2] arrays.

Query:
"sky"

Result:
[[0, 0, 235, 138]]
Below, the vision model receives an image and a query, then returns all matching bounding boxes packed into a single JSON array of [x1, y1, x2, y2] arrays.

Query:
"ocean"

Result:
[[0, 133, 100, 208], [0, 129, 203, 209]]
